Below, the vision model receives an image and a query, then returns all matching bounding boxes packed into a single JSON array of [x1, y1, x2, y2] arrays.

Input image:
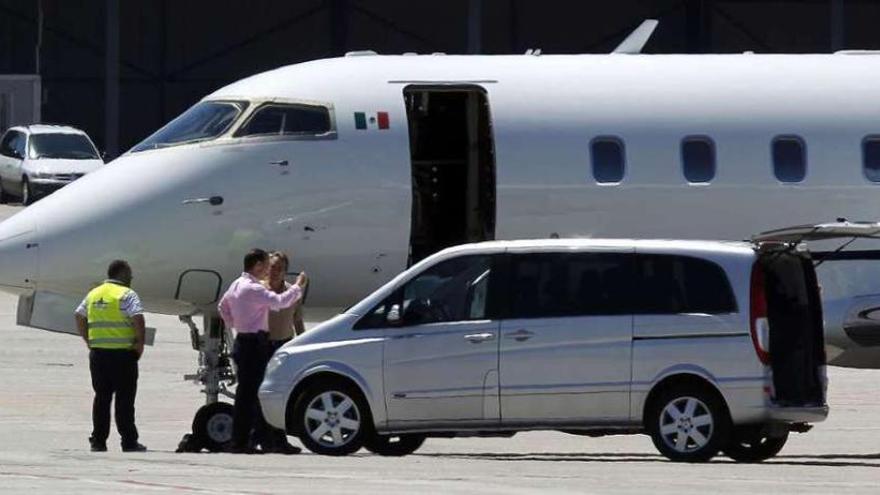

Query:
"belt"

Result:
[[236, 331, 268, 339]]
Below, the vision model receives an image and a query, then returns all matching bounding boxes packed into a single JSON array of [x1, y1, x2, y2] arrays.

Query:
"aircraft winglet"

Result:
[[612, 19, 659, 54]]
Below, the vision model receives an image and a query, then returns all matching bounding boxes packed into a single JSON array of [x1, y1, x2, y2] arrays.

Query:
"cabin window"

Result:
[[863, 136, 880, 182], [772, 136, 806, 183], [591, 137, 625, 184], [681, 137, 715, 183], [235, 104, 332, 137]]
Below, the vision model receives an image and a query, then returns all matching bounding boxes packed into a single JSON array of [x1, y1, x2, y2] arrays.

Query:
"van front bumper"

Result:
[[768, 404, 829, 423], [29, 178, 72, 197], [258, 386, 288, 430]]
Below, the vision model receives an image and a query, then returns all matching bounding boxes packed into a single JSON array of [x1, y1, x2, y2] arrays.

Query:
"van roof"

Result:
[[439, 238, 755, 256], [13, 124, 87, 135]]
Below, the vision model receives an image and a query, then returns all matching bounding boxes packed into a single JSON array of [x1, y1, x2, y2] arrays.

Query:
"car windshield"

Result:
[[130, 101, 245, 152], [28, 133, 100, 160]]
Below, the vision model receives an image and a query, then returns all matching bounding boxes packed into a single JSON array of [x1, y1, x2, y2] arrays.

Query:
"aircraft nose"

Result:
[[0, 212, 37, 289]]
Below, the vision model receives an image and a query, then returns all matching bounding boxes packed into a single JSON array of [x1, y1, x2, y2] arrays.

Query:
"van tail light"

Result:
[[750, 262, 771, 365]]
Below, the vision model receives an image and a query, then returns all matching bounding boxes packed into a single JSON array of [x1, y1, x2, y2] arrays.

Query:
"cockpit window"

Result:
[[235, 104, 332, 137], [29, 133, 100, 160], [131, 101, 245, 152]]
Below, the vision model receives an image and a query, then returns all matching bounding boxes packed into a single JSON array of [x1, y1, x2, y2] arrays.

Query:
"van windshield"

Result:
[[29, 134, 99, 160], [130, 101, 245, 152]]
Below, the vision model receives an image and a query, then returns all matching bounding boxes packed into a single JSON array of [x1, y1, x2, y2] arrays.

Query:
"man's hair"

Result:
[[107, 260, 131, 280], [269, 251, 289, 271], [243, 248, 269, 271]]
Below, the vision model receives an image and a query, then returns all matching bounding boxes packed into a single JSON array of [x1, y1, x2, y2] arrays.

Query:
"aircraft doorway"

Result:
[[404, 86, 496, 265]]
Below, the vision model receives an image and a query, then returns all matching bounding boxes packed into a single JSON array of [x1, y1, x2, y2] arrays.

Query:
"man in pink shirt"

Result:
[[219, 248, 307, 453]]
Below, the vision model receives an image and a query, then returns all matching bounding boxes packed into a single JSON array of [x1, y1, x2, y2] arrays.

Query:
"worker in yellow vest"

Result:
[[74, 260, 147, 453]]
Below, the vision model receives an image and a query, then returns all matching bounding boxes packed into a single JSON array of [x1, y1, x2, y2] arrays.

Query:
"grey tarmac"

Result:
[[0, 204, 878, 494]]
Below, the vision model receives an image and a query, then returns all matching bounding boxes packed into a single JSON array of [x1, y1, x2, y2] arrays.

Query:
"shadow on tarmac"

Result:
[[414, 452, 880, 468]]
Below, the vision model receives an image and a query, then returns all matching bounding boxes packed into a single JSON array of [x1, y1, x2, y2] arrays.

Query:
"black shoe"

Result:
[[263, 443, 301, 455], [226, 444, 263, 454], [90, 441, 107, 452], [121, 442, 147, 452]]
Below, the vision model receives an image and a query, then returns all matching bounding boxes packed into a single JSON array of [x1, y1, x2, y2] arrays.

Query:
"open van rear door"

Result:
[[751, 223, 838, 409], [753, 221, 880, 243]]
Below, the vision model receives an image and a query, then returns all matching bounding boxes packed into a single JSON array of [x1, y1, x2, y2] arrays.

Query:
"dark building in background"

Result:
[[0, 0, 877, 157]]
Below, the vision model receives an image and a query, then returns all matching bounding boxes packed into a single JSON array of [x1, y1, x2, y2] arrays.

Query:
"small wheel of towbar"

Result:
[[192, 402, 235, 452]]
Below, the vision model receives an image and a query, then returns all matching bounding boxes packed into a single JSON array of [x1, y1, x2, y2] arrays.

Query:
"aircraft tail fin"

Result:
[[612, 19, 659, 54]]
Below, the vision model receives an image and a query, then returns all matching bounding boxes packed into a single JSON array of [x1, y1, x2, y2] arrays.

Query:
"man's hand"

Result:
[[134, 341, 145, 359], [74, 313, 90, 348]]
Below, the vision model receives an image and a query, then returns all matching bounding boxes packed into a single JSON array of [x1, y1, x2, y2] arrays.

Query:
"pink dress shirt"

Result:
[[218, 272, 303, 334]]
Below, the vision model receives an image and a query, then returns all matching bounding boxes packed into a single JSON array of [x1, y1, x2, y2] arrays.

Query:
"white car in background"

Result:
[[0, 124, 104, 205]]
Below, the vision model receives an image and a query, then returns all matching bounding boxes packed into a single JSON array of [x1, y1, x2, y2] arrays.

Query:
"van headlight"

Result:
[[265, 353, 285, 376]]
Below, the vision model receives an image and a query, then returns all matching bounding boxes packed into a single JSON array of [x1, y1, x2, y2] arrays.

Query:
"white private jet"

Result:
[[1, 22, 880, 446]]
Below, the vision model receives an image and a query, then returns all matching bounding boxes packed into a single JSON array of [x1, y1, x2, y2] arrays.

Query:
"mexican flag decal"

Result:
[[354, 111, 390, 130]]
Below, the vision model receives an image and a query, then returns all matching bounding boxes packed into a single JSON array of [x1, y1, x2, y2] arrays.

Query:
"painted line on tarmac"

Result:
[[0, 471, 273, 495]]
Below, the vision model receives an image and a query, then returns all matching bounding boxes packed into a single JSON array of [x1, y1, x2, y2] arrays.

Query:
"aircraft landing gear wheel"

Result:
[[292, 379, 372, 456], [724, 429, 789, 463], [364, 434, 426, 456], [192, 402, 234, 452]]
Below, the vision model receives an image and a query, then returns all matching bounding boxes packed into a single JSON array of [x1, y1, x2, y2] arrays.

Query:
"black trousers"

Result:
[[231, 332, 272, 448], [89, 349, 139, 446], [261, 338, 293, 448]]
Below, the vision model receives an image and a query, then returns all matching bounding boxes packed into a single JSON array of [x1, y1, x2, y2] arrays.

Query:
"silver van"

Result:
[[260, 236, 829, 462]]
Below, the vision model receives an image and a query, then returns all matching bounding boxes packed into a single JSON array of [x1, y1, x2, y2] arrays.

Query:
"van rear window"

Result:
[[636, 255, 737, 314]]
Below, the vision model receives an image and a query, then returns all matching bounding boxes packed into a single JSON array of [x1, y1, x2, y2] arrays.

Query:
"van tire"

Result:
[[723, 429, 788, 463], [363, 434, 426, 456], [0, 180, 7, 204], [292, 378, 372, 456], [647, 385, 730, 462]]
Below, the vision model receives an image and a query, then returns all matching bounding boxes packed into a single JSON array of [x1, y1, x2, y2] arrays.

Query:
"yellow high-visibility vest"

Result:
[[86, 282, 136, 350]]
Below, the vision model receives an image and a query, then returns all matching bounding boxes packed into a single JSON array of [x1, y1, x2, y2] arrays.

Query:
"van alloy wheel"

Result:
[[647, 384, 729, 462], [304, 391, 361, 449], [659, 397, 714, 453]]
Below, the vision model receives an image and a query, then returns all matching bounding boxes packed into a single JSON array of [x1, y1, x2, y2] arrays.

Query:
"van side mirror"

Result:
[[10, 149, 22, 159]]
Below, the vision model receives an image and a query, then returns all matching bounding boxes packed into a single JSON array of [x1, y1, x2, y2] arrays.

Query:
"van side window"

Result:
[[862, 136, 880, 182], [636, 255, 737, 314], [591, 137, 625, 184], [236, 104, 332, 137], [507, 252, 633, 318], [354, 255, 493, 329], [772, 136, 806, 183], [682, 136, 715, 183]]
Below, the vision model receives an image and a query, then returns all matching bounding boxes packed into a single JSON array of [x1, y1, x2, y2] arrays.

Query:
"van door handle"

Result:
[[269, 160, 289, 167], [464, 332, 495, 343], [182, 196, 224, 206], [505, 329, 534, 342]]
